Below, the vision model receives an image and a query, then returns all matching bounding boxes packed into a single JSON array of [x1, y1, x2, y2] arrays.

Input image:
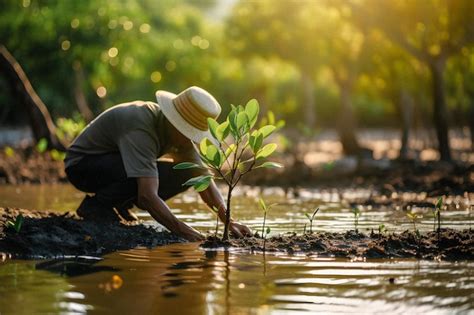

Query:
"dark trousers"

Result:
[[65, 153, 193, 208]]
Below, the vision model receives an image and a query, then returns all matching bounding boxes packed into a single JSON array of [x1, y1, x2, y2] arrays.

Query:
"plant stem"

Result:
[[262, 211, 267, 240], [309, 219, 313, 234], [223, 185, 233, 241]]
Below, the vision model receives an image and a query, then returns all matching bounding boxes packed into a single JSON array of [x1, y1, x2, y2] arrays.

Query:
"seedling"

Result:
[[406, 211, 421, 237], [210, 206, 220, 237], [174, 100, 283, 240], [352, 207, 361, 233], [258, 198, 277, 251], [5, 214, 24, 233], [378, 224, 386, 235], [434, 196, 443, 235], [304, 207, 319, 234]]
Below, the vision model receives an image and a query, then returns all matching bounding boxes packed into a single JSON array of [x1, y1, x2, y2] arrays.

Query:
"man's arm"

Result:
[[136, 177, 204, 241], [199, 180, 252, 238]]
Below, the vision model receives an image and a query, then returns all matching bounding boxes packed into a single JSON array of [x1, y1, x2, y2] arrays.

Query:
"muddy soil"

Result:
[[0, 208, 183, 259], [202, 229, 474, 261]]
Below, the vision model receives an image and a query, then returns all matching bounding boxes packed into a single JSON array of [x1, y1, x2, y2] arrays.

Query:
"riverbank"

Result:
[[203, 229, 474, 261], [1, 207, 472, 260], [0, 207, 182, 259]]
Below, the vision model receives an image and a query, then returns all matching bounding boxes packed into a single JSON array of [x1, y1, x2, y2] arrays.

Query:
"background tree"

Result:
[[349, 0, 474, 161]]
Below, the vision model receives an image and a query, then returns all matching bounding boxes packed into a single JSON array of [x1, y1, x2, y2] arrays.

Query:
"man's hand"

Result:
[[137, 177, 204, 242], [230, 221, 252, 238]]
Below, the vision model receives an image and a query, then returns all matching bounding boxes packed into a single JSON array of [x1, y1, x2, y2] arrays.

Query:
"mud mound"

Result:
[[0, 208, 183, 259], [202, 229, 474, 261]]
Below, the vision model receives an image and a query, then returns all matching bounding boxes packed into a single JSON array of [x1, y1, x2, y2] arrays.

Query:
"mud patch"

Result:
[[0, 207, 184, 259], [202, 229, 474, 261]]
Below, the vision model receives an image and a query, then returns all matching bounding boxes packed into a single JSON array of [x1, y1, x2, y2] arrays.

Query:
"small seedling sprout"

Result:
[[406, 211, 422, 237], [6, 214, 24, 233], [435, 196, 443, 237], [304, 207, 319, 234], [378, 224, 386, 235], [352, 207, 361, 233], [259, 198, 276, 251]]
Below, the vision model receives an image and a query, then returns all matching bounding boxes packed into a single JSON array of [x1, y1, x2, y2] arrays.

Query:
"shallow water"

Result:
[[0, 185, 473, 314]]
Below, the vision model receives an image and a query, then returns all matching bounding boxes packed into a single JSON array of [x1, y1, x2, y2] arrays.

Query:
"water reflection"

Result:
[[1, 244, 473, 314]]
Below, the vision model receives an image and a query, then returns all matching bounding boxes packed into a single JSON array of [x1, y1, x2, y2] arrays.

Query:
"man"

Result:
[[64, 86, 252, 241]]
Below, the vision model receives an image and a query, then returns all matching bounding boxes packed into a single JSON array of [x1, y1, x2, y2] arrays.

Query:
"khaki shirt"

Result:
[[65, 101, 201, 178]]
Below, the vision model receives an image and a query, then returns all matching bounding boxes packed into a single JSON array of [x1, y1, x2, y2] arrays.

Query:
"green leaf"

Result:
[[436, 196, 443, 210], [183, 175, 213, 187], [4, 146, 14, 157], [36, 138, 48, 153], [236, 111, 249, 132], [255, 162, 283, 169], [194, 177, 211, 192], [259, 198, 267, 211], [50, 149, 66, 161], [249, 131, 263, 153], [259, 125, 276, 138], [267, 111, 275, 125], [199, 138, 211, 156], [205, 144, 219, 166], [304, 213, 311, 220], [173, 162, 203, 170], [207, 118, 220, 141], [217, 121, 230, 141], [266, 226, 271, 235], [14, 214, 23, 233], [256, 143, 277, 159], [228, 109, 238, 132], [245, 99, 259, 128]]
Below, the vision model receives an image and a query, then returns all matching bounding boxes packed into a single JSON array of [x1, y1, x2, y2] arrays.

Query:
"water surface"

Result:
[[0, 185, 473, 314]]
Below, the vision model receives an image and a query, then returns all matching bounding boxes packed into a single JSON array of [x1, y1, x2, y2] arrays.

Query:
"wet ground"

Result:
[[0, 184, 473, 314]]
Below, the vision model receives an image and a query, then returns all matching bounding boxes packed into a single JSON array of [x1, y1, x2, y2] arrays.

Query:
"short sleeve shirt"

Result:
[[65, 101, 201, 178]]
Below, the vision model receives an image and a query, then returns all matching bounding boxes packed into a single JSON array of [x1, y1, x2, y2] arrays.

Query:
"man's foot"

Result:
[[114, 198, 139, 222], [76, 195, 121, 223]]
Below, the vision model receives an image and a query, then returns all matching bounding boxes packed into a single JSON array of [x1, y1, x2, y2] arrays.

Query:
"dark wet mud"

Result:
[[0, 208, 182, 259], [202, 229, 474, 261]]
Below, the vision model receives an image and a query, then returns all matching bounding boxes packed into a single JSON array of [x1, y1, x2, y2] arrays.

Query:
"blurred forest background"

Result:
[[1, 0, 473, 163]]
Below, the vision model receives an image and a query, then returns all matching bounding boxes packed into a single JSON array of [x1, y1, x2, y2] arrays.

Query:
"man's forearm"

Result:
[[199, 181, 233, 223], [138, 194, 201, 239]]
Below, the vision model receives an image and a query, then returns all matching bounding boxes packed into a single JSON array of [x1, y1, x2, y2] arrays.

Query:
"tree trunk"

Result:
[[429, 60, 451, 161], [73, 62, 94, 123], [469, 102, 474, 151], [0, 45, 65, 150], [301, 71, 316, 129], [398, 89, 414, 159], [337, 81, 363, 156]]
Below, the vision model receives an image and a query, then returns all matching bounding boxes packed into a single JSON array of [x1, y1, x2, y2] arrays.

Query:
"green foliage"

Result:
[[6, 214, 24, 233], [407, 211, 422, 236], [378, 224, 386, 234], [352, 207, 361, 233], [36, 138, 48, 153], [4, 146, 15, 158], [304, 208, 319, 234], [434, 196, 444, 239], [56, 116, 86, 144], [174, 99, 282, 240]]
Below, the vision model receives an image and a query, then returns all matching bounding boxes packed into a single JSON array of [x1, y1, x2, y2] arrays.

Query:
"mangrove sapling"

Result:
[[259, 198, 276, 251], [5, 214, 24, 233], [434, 196, 443, 239], [352, 207, 361, 233], [304, 208, 319, 234], [406, 211, 422, 238], [174, 100, 283, 240], [378, 224, 386, 235]]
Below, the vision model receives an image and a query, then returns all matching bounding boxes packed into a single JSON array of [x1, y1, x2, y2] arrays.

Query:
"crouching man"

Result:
[[64, 86, 251, 241]]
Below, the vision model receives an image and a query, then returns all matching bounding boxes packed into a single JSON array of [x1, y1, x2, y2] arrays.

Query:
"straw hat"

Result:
[[156, 86, 221, 143]]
